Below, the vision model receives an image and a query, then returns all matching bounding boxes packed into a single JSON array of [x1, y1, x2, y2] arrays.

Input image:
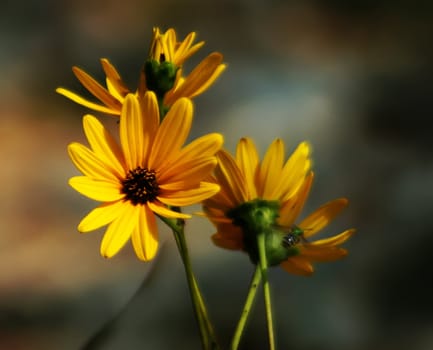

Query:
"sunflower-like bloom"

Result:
[[202, 138, 355, 276], [68, 92, 222, 260], [56, 27, 226, 116]]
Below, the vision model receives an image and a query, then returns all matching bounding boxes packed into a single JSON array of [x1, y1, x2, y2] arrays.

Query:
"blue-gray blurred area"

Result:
[[1, 0, 432, 349]]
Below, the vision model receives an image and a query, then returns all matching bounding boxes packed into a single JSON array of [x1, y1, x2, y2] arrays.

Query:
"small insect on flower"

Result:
[[281, 225, 308, 248]]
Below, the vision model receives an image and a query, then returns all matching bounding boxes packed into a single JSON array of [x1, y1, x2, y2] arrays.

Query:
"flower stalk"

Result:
[[231, 265, 261, 350]]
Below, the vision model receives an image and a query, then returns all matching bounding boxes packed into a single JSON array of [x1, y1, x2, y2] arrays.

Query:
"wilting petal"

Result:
[[69, 176, 123, 202], [131, 205, 159, 261], [211, 232, 244, 250], [100, 202, 138, 258]]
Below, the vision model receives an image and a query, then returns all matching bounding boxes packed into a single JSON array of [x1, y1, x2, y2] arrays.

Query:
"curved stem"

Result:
[[231, 265, 261, 350], [257, 233, 276, 350], [159, 215, 219, 350]]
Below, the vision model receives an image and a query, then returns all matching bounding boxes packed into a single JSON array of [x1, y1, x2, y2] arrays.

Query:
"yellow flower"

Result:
[[202, 137, 355, 276], [56, 28, 226, 116], [68, 92, 222, 260]]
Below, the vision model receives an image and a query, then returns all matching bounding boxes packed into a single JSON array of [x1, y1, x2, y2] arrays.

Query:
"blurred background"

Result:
[[1, 0, 432, 349]]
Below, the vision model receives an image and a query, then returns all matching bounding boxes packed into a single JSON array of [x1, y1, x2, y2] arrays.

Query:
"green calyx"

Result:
[[144, 59, 178, 101], [227, 199, 300, 266]]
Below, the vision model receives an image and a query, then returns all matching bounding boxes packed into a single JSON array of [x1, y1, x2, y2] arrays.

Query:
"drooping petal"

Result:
[[211, 232, 244, 250], [299, 198, 349, 238], [68, 142, 119, 182], [236, 137, 259, 200], [300, 246, 348, 262], [158, 182, 220, 207], [82, 114, 125, 178], [214, 150, 249, 205], [280, 256, 314, 276], [56, 88, 120, 115], [78, 200, 126, 232], [278, 172, 314, 227], [69, 176, 123, 202], [257, 138, 285, 199], [119, 94, 144, 169], [308, 229, 355, 247], [72, 66, 122, 111], [148, 98, 193, 169], [100, 202, 138, 258], [147, 201, 191, 219], [131, 205, 159, 261]]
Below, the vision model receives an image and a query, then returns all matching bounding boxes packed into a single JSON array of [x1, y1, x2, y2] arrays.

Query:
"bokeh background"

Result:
[[1, 0, 432, 349]]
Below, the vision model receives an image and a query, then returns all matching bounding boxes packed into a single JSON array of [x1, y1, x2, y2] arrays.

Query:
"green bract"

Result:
[[227, 199, 299, 266], [144, 59, 178, 99]]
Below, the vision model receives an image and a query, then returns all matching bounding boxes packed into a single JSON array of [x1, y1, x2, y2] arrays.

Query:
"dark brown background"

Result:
[[1, 0, 432, 349]]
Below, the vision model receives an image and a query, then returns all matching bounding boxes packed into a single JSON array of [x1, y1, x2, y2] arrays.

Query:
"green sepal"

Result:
[[143, 59, 178, 100], [227, 199, 300, 266]]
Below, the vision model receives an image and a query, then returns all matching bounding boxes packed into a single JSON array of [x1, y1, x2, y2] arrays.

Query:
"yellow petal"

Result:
[[147, 201, 191, 219], [299, 198, 349, 238], [280, 256, 314, 276], [139, 91, 160, 163], [158, 157, 217, 184], [100, 202, 137, 258], [278, 172, 314, 227], [148, 98, 193, 169], [273, 141, 311, 201], [100, 58, 130, 97], [78, 200, 126, 232], [131, 205, 159, 261], [309, 229, 355, 247], [164, 53, 225, 105], [214, 150, 249, 205], [56, 88, 120, 115], [119, 94, 143, 169], [72, 66, 122, 111], [211, 232, 243, 250], [258, 138, 285, 199], [69, 176, 123, 202], [82, 115, 125, 178], [300, 246, 348, 262], [158, 182, 220, 206], [236, 137, 259, 199], [68, 142, 119, 182]]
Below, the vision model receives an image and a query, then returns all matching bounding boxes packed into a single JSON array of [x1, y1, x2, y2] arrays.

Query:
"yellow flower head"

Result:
[[68, 92, 223, 261], [56, 27, 226, 116], [202, 138, 355, 276]]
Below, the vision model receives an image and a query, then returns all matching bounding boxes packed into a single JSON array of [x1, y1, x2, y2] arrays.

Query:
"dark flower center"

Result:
[[121, 167, 159, 205]]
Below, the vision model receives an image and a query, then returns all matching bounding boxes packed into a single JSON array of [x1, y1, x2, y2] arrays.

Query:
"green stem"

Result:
[[159, 215, 219, 350], [257, 233, 276, 350], [231, 265, 261, 350]]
